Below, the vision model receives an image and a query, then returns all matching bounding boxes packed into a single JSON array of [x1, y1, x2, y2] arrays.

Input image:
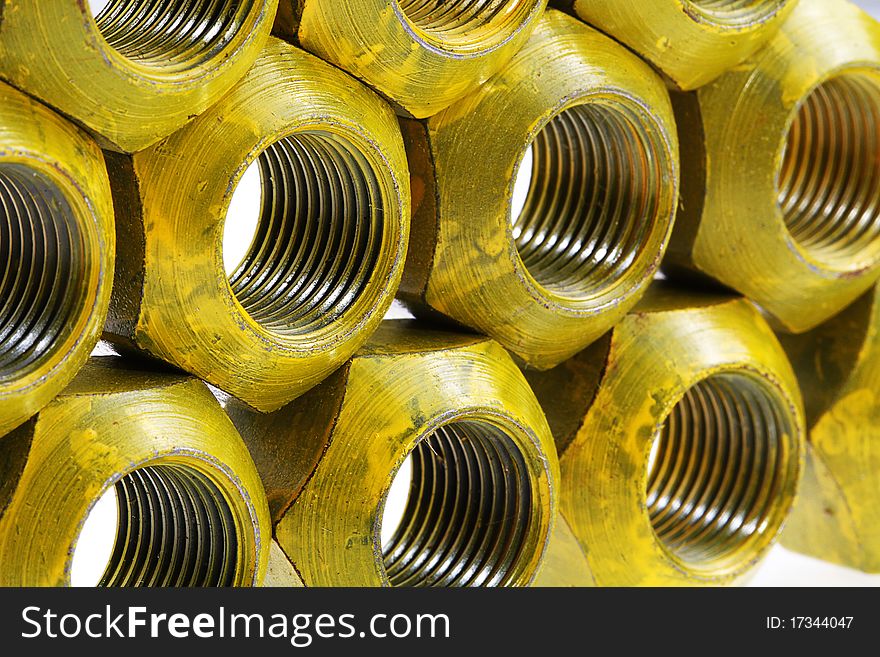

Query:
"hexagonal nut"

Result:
[[274, 0, 548, 118], [0, 358, 271, 586], [779, 286, 880, 572], [398, 10, 679, 370], [0, 0, 278, 152], [227, 321, 559, 587], [558, 0, 796, 90], [0, 82, 114, 437], [104, 38, 409, 412], [524, 285, 805, 585], [665, 0, 880, 333]]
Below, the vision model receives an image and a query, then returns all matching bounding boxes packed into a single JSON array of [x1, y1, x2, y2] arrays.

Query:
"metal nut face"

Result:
[[525, 287, 805, 585], [0, 82, 115, 437], [277, 0, 548, 118], [0, 358, 271, 586], [561, 0, 796, 90], [228, 321, 560, 587], [0, 0, 279, 152], [666, 0, 880, 333], [104, 38, 410, 412], [398, 10, 679, 370], [780, 286, 880, 572]]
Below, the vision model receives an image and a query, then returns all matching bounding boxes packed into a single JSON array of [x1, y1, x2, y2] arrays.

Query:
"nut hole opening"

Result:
[[92, 0, 255, 72], [646, 373, 797, 569], [92, 464, 240, 587], [0, 164, 89, 381], [512, 103, 665, 301], [382, 420, 534, 587], [778, 72, 880, 267], [397, 0, 535, 50], [226, 132, 385, 336], [683, 0, 786, 26]]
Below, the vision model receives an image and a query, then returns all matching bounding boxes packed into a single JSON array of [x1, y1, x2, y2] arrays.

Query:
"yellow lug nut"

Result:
[[525, 287, 805, 585], [227, 321, 559, 587], [666, 0, 880, 333], [0, 358, 271, 586], [0, 0, 278, 153], [104, 38, 410, 412], [398, 10, 679, 370], [0, 82, 114, 437], [780, 287, 880, 572], [557, 0, 796, 90], [275, 0, 548, 118]]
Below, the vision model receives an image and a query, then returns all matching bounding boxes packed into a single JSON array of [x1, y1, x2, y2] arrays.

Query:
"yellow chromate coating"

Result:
[[0, 82, 114, 437], [559, 0, 796, 90], [0, 0, 278, 152], [275, 0, 548, 118], [666, 0, 880, 333], [104, 38, 410, 413], [780, 287, 880, 572], [0, 358, 271, 586], [525, 287, 805, 585], [398, 10, 679, 370], [227, 321, 559, 587]]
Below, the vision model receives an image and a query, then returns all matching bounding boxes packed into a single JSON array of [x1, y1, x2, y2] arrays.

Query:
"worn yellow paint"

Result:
[[780, 287, 880, 572], [568, 0, 795, 90], [0, 83, 114, 437]]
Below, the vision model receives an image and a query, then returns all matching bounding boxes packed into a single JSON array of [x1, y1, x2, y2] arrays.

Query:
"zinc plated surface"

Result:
[[104, 38, 410, 412], [0, 83, 115, 437], [666, 0, 880, 333], [398, 10, 679, 370], [780, 286, 880, 572], [276, 0, 548, 118], [526, 288, 806, 585], [0, 0, 278, 152], [227, 322, 559, 587], [559, 0, 796, 90], [0, 358, 271, 586]]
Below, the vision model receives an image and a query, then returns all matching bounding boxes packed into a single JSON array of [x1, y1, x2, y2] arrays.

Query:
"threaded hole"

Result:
[[382, 421, 534, 587], [396, 0, 535, 50], [91, 465, 240, 587], [0, 164, 89, 381], [92, 0, 255, 71], [512, 103, 664, 300], [777, 72, 880, 266], [225, 132, 385, 336], [646, 373, 797, 568], [683, 0, 785, 26]]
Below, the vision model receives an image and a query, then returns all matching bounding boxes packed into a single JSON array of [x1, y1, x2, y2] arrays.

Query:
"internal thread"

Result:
[[0, 164, 88, 380], [777, 73, 880, 265], [227, 132, 384, 336], [646, 374, 797, 567], [513, 103, 663, 299], [383, 421, 533, 587], [94, 0, 255, 71], [397, 0, 533, 47], [684, 0, 784, 26], [99, 465, 239, 587]]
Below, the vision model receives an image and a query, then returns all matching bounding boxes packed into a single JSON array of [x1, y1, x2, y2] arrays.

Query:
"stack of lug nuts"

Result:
[[0, 0, 878, 587]]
